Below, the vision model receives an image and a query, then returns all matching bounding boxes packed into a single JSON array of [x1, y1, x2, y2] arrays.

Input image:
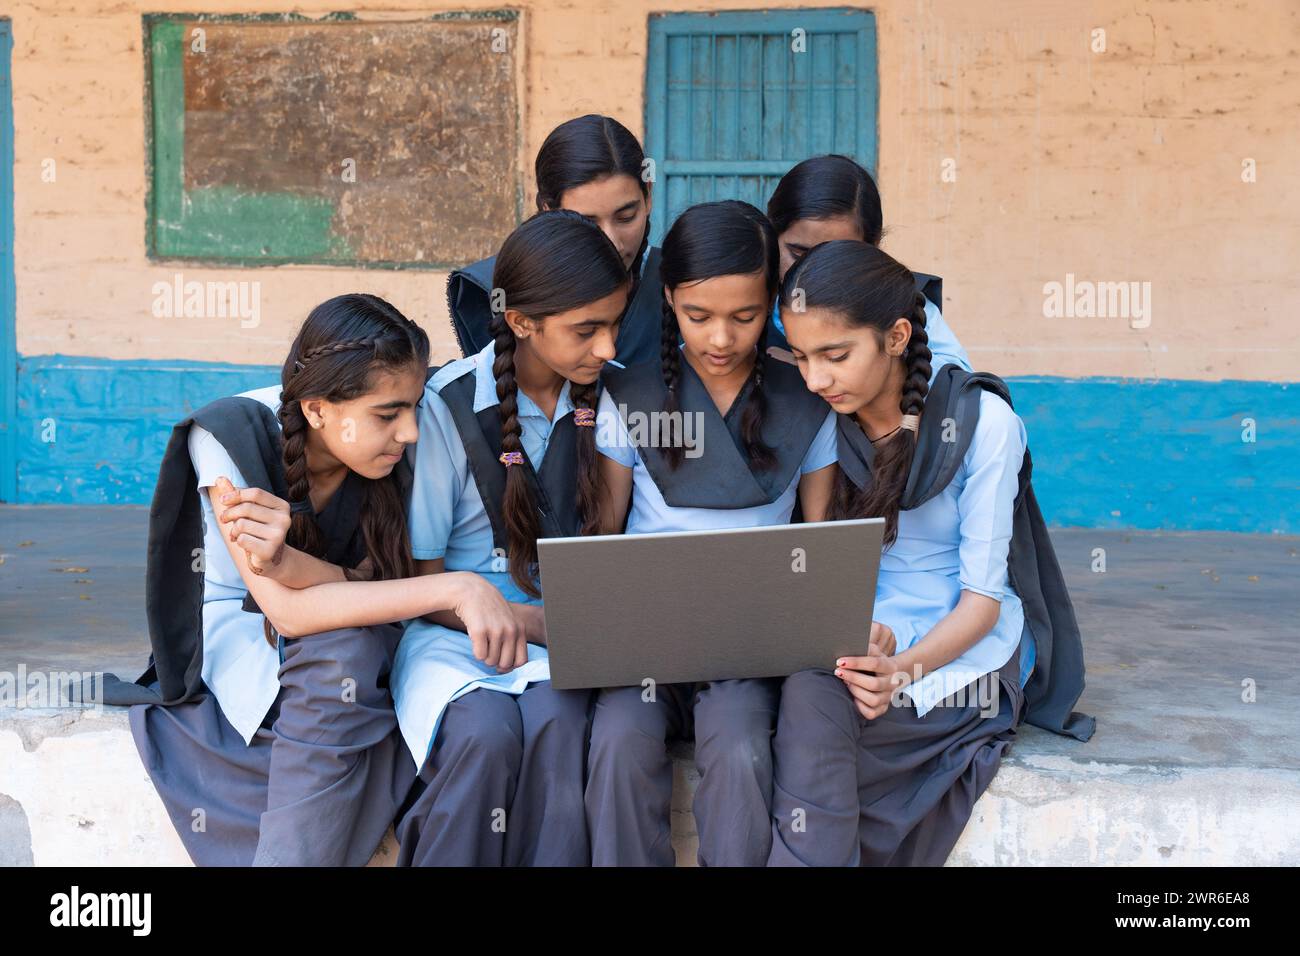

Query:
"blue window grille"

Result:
[[645, 8, 879, 244]]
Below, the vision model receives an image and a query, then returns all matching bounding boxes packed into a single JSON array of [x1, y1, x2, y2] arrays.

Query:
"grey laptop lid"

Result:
[[536, 518, 884, 690]]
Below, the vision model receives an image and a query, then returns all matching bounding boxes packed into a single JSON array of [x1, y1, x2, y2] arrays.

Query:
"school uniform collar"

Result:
[[600, 348, 827, 509], [470, 338, 576, 422], [838, 366, 1006, 512]]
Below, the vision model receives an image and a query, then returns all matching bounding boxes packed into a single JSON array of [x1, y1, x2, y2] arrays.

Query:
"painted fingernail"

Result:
[[834, 669, 843, 677]]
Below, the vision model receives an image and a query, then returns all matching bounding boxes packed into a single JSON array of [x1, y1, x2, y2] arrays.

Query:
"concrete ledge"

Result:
[[8, 513, 1297, 866], [5, 705, 1298, 866], [3, 707, 193, 867], [0, 706, 396, 867]]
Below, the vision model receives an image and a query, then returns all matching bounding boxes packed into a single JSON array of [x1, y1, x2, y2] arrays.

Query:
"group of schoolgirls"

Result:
[[107, 114, 1093, 868]]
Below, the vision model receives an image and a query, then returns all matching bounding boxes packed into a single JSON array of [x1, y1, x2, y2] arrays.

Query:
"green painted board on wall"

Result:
[[146, 14, 520, 269]]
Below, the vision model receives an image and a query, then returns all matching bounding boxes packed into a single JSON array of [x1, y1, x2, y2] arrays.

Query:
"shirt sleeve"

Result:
[[799, 409, 839, 474], [407, 390, 468, 561], [924, 299, 972, 376], [188, 424, 249, 492], [956, 392, 1027, 600], [594, 387, 637, 468]]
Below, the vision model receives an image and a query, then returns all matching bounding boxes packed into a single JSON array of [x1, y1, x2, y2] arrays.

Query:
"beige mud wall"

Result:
[[9, 0, 1298, 381]]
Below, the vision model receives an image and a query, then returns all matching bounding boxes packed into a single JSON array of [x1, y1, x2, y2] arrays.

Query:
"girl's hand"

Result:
[[449, 573, 528, 674], [867, 621, 896, 657], [213, 476, 290, 577], [835, 622, 909, 721]]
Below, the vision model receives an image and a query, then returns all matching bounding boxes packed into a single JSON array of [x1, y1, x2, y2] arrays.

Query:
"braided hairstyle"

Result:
[[780, 240, 932, 546], [490, 209, 629, 597], [535, 114, 652, 301], [767, 154, 884, 246], [660, 200, 779, 470], [268, 293, 430, 644]]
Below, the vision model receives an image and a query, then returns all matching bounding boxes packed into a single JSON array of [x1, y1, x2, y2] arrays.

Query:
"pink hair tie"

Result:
[[499, 451, 525, 467], [573, 408, 596, 427]]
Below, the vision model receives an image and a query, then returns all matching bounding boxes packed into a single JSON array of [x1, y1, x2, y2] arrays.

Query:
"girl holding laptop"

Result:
[[767, 239, 1091, 866]]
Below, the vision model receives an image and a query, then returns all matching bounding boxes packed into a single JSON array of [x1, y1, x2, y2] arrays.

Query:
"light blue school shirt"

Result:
[[594, 385, 839, 534], [392, 339, 571, 768], [188, 385, 284, 744], [772, 297, 971, 382], [876, 390, 1035, 717]]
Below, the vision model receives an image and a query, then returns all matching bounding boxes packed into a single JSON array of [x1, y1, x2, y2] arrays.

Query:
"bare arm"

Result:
[[247, 544, 367, 589], [414, 558, 465, 630], [214, 481, 360, 589], [275, 550, 347, 587], [256, 572, 488, 640], [413, 558, 548, 648], [207, 486, 476, 637], [596, 454, 633, 535], [796, 462, 837, 523], [894, 590, 1002, 680]]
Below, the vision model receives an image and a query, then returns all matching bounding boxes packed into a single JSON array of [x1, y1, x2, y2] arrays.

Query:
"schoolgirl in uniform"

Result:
[[765, 154, 969, 380], [767, 240, 1094, 867], [391, 209, 630, 867], [584, 200, 840, 866], [124, 293, 522, 866], [448, 114, 664, 367]]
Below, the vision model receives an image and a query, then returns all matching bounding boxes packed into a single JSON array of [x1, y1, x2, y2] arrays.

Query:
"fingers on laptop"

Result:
[[868, 621, 897, 656]]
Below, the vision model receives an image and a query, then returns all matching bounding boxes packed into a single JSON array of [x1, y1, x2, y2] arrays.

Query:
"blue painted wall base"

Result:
[[1005, 377, 1295, 534], [8, 352, 1298, 534], [16, 353, 279, 505]]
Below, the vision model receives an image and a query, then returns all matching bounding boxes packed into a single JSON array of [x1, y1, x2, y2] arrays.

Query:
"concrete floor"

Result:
[[2, 504, 1298, 772]]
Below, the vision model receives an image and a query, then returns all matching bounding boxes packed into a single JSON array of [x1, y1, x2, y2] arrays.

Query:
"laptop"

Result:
[[536, 518, 885, 690]]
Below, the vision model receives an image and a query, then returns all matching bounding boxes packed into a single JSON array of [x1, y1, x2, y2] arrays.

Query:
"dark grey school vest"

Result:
[[433, 364, 583, 550], [601, 352, 830, 509], [913, 271, 943, 314]]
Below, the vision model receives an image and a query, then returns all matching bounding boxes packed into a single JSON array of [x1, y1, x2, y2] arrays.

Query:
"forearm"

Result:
[[259, 572, 470, 639], [515, 603, 547, 645], [412, 557, 464, 629], [425, 602, 546, 644], [595, 486, 629, 535], [797, 463, 836, 523], [596, 456, 632, 534], [262, 546, 349, 589], [422, 608, 467, 630], [410, 558, 543, 642], [894, 590, 1001, 680]]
